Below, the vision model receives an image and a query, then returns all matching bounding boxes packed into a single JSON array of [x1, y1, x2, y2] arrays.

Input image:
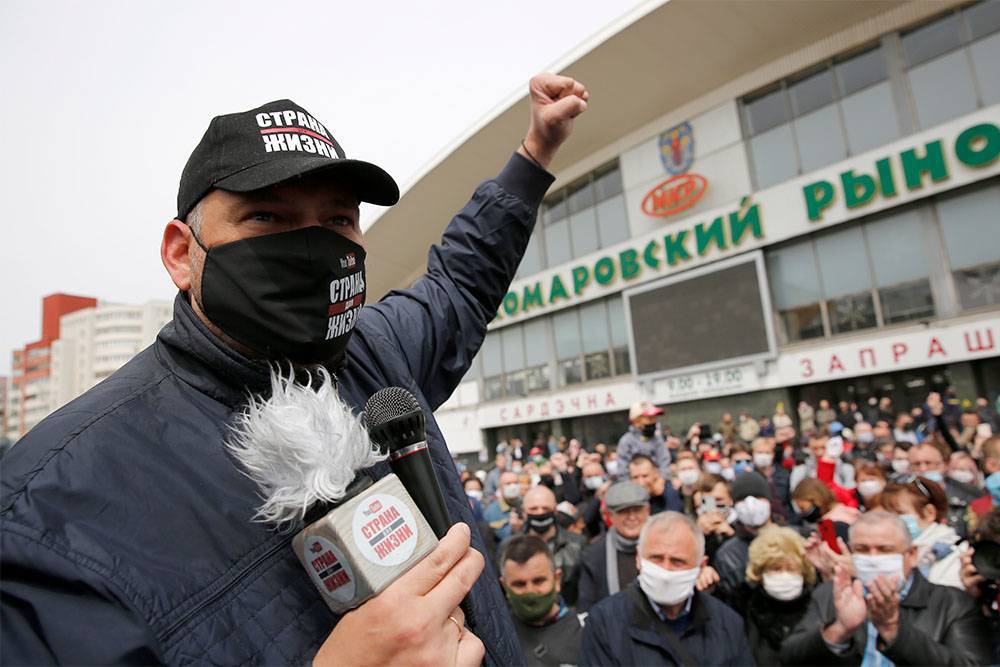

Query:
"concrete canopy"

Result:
[[364, 0, 923, 301]]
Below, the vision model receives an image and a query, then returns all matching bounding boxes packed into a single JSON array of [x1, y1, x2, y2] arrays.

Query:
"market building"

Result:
[[364, 0, 1000, 460]]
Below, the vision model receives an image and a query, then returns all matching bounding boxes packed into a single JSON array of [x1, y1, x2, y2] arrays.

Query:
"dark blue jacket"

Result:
[[1, 153, 551, 665], [581, 584, 754, 667]]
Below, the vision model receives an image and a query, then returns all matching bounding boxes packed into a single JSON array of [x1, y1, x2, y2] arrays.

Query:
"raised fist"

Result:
[[519, 73, 589, 169]]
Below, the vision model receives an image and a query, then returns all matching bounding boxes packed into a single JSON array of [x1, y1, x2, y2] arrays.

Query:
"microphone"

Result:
[[365, 387, 451, 538], [226, 367, 437, 614], [365, 387, 479, 630]]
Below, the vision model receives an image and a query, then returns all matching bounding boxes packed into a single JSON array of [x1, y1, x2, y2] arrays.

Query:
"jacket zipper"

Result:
[[160, 536, 291, 642]]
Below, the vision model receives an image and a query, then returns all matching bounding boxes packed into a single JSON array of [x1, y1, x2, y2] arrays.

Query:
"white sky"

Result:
[[0, 0, 647, 376]]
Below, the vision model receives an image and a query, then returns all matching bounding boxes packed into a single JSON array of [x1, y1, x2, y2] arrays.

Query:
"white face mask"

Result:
[[753, 453, 774, 469], [853, 553, 904, 587], [705, 462, 722, 475], [678, 469, 700, 487], [584, 476, 606, 491], [948, 470, 976, 485], [721, 467, 736, 482], [502, 483, 521, 500], [466, 489, 483, 501], [891, 459, 910, 474], [857, 480, 885, 498], [825, 437, 844, 459], [762, 572, 804, 601], [734, 496, 772, 527], [530, 474, 541, 487], [638, 559, 700, 606]]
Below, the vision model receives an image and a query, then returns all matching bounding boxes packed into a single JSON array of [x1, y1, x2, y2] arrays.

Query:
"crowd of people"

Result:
[[456, 393, 1000, 666]]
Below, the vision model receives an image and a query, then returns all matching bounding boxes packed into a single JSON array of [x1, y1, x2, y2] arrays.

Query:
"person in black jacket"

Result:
[[577, 482, 650, 611], [742, 526, 817, 666], [581, 511, 753, 666], [781, 510, 990, 666], [500, 534, 586, 667], [1, 74, 590, 666], [714, 472, 776, 607]]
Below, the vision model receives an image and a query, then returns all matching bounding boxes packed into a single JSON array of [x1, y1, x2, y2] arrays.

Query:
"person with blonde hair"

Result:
[[741, 527, 816, 666]]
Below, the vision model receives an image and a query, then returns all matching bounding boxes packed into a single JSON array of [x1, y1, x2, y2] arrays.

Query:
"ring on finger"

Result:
[[448, 615, 464, 637]]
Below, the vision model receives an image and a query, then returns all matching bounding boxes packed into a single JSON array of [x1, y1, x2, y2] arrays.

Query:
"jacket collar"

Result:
[[156, 292, 275, 408], [900, 570, 931, 609], [626, 583, 708, 645]]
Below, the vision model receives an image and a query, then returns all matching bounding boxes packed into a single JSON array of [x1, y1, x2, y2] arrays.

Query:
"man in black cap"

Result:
[[577, 481, 651, 611], [1, 74, 588, 666], [713, 472, 775, 607]]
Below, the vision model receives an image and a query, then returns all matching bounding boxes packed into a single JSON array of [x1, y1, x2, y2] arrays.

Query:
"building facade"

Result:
[[5, 296, 172, 441], [366, 0, 1000, 460]]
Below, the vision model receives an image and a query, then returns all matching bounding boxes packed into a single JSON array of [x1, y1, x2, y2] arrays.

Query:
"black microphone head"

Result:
[[365, 387, 426, 452]]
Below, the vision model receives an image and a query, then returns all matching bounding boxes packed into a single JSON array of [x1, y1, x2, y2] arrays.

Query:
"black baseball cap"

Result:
[[176, 99, 399, 221]]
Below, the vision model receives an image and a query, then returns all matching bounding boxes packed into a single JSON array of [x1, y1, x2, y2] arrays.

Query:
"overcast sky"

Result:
[[0, 0, 648, 376]]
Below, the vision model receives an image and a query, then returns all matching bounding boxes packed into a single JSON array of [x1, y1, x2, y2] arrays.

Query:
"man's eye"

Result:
[[328, 215, 353, 227], [249, 211, 276, 222]]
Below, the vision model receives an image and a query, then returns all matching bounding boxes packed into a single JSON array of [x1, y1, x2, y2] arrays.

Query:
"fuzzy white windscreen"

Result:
[[227, 366, 385, 526]]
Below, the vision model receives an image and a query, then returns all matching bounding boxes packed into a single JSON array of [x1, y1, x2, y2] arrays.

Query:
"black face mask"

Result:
[[193, 226, 365, 364], [641, 423, 657, 438], [798, 505, 821, 523], [526, 511, 556, 534]]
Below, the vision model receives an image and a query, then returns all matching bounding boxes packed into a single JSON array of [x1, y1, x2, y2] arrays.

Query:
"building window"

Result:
[[742, 44, 896, 189], [742, 1, 1000, 188], [936, 183, 1000, 310], [518, 161, 626, 279], [767, 201, 942, 343]]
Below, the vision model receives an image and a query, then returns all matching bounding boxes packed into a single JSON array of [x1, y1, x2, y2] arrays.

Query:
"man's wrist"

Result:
[[875, 621, 898, 645], [822, 620, 853, 645], [519, 134, 556, 170]]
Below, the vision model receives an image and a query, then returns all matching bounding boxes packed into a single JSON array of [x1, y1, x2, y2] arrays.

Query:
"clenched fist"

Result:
[[518, 73, 589, 169]]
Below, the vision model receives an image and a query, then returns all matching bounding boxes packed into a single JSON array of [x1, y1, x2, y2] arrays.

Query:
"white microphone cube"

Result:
[[292, 473, 438, 614]]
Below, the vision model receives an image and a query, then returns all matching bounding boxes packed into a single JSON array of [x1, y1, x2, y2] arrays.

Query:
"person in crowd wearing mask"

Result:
[[816, 399, 837, 430], [908, 442, 978, 537], [781, 510, 989, 666], [790, 429, 856, 494], [714, 472, 775, 605], [464, 476, 487, 522], [693, 473, 735, 562], [581, 512, 751, 666], [555, 501, 585, 536], [617, 402, 671, 478], [702, 450, 724, 477], [773, 402, 793, 431], [798, 400, 817, 434], [791, 478, 858, 546], [863, 396, 881, 424], [507, 485, 586, 606], [751, 437, 791, 523], [873, 438, 895, 470], [500, 535, 586, 667], [878, 397, 895, 424], [948, 451, 981, 493], [879, 477, 965, 589], [853, 421, 875, 449], [578, 460, 610, 539], [892, 412, 919, 446], [889, 442, 912, 479], [853, 461, 887, 511], [485, 470, 524, 543], [673, 451, 702, 516], [739, 411, 761, 443], [743, 527, 817, 666], [578, 482, 650, 611], [730, 445, 755, 476], [971, 436, 1000, 523], [629, 454, 684, 515]]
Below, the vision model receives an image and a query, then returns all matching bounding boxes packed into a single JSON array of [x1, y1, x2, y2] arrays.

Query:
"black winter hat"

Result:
[[731, 471, 771, 502]]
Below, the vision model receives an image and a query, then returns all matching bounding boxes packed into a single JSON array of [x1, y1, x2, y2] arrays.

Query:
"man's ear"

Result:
[[161, 220, 195, 291]]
